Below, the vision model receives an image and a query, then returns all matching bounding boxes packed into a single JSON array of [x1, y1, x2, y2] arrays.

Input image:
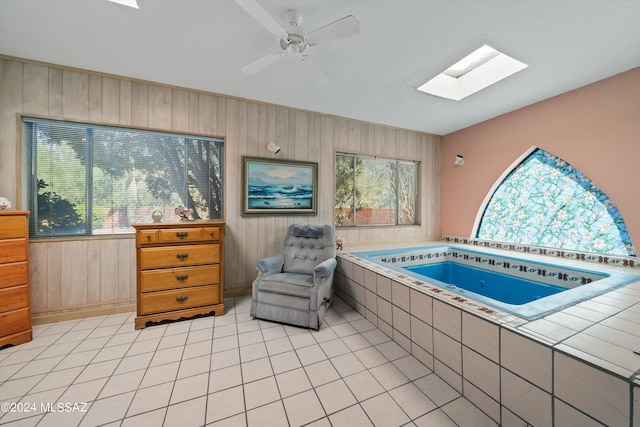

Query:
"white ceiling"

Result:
[[1, 0, 639, 135]]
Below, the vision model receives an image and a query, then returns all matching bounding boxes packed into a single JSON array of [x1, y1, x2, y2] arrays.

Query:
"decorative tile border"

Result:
[[368, 247, 605, 290], [441, 235, 640, 270]]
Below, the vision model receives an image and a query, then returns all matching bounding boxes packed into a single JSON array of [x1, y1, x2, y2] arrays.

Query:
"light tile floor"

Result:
[[0, 296, 497, 427]]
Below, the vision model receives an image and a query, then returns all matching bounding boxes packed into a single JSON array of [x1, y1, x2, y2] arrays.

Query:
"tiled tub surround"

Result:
[[355, 245, 638, 320], [335, 242, 640, 426]]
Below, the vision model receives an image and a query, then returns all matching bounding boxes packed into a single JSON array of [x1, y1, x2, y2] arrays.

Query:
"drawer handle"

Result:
[[176, 232, 189, 239], [146, 235, 152, 241], [176, 253, 189, 261], [176, 296, 189, 303], [176, 274, 189, 282]]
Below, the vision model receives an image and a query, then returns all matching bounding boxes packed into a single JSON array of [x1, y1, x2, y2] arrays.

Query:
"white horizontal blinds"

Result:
[[29, 120, 88, 237], [91, 128, 188, 233], [186, 140, 224, 220], [24, 118, 224, 238]]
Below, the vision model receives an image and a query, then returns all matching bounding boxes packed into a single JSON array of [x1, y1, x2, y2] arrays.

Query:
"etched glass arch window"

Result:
[[476, 148, 635, 256]]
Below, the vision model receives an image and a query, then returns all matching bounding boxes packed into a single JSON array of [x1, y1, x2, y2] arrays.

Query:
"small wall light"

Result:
[[267, 142, 281, 155], [454, 154, 464, 166]]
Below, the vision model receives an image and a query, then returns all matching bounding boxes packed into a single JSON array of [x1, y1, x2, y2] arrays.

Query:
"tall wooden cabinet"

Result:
[[133, 221, 225, 329], [0, 211, 32, 349]]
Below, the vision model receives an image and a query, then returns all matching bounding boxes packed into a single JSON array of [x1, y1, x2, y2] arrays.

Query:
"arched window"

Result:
[[476, 148, 635, 256]]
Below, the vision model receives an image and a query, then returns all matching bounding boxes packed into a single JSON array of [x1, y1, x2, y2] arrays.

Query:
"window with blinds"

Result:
[[23, 118, 224, 238], [335, 152, 419, 227]]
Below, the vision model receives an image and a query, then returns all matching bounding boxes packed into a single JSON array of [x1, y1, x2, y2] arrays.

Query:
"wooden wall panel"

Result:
[[61, 240, 88, 307], [0, 60, 23, 201], [198, 94, 217, 136], [131, 82, 148, 127], [48, 68, 63, 117], [87, 240, 102, 304], [89, 74, 102, 122], [62, 70, 89, 121], [46, 243, 62, 311], [99, 239, 119, 303], [148, 85, 171, 129], [117, 239, 132, 301], [23, 63, 48, 116], [188, 92, 199, 133], [172, 89, 190, 132], [1, 56, 441, 316], [119, 80, 132, 126], [102, 77, 120, 124], [29, 243, 48, 310]]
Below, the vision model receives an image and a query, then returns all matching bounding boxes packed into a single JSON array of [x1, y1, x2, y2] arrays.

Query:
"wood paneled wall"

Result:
[[0, 56, 441, 319]]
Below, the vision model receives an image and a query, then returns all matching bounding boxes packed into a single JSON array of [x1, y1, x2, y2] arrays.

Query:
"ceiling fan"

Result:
[[235, 0, 359, 82]]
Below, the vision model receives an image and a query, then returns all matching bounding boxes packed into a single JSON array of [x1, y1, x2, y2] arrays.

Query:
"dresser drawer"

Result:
[[138, 229, 159, 245], [0, 262, 29, 289], [139, 284, 220, 315], [140, 265, 219, 292], [0, 216, 27, 239], [159, 228, 204, 243], [202, 227, 221, 241], [0, 307, 31, 337], [0, 239, 28, 264], [139, 244, 219, 269], [0, 284, 29, 312]]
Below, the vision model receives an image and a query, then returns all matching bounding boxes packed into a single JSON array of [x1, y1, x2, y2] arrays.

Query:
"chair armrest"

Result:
[[313, 258, 337, 279], [256, 254, 284, 274]]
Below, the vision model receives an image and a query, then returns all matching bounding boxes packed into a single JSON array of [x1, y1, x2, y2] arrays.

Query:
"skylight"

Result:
[[417, 45, 528, 101], [107, 0, 139, 8]]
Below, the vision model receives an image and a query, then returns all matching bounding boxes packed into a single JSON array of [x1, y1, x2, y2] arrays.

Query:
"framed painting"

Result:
[[242, 156, 318, 216]]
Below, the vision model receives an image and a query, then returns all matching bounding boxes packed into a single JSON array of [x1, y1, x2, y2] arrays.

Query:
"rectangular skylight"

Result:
[[417, 45, 528, 101], [107, 0, 139, 8]]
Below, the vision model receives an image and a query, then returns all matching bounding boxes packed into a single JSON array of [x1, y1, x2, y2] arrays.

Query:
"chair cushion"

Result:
[[257, 273, 314, 298], [282, 224, 336, 275]]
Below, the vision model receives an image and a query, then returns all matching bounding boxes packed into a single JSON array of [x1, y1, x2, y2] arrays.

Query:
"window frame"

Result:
[[334, 151, 420, 228], [23, 117, 224, 239]]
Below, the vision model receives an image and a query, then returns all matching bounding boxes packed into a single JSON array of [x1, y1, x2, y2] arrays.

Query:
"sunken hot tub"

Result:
[[355, 245, 638, 319]]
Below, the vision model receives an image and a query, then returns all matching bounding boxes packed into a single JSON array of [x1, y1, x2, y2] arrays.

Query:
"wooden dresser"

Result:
[[133, 221, 225, 329], [0, 211, 32, 349]]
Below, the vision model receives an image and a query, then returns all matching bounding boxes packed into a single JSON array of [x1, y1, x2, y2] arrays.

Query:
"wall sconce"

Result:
[[454, 154, 464, 166], [267, 142, 281, 155]]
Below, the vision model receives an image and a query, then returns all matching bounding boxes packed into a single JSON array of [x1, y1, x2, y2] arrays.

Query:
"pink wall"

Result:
[[441, 67, 640, 251]]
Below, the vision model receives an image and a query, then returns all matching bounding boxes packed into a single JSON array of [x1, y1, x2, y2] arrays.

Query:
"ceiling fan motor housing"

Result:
[[280, 32, 307, 53], [280, 9, 307, 53]]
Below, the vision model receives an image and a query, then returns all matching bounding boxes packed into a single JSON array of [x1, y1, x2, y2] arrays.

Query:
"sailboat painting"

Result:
[[242, 157, 318, 216]]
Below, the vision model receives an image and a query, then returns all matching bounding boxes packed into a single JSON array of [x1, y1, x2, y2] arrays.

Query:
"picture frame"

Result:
[[242, 156, 318, 216]]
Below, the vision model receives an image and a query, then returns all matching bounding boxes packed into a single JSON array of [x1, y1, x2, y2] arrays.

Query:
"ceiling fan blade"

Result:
[[234, 0, 287, 39], [308, 15, 359, 45], [241, 52, 285, 75], [300, 55, 330, 85]]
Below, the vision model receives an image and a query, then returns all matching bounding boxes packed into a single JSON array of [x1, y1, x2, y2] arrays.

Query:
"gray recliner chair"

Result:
[[250, 223, 337, 330]]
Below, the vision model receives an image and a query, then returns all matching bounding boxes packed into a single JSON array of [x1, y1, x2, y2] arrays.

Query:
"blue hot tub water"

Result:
[[355, 246, 640, 319], [405, 262, 564, 305]]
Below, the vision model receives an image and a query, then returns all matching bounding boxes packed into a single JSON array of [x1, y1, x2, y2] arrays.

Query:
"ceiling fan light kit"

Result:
[[235, 0, 359, 82]]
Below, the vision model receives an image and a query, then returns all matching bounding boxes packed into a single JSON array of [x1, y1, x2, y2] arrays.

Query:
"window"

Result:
[[24, 118, 224, 238], [477, 148, 635, 256], [335, 152, 418, 227]]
